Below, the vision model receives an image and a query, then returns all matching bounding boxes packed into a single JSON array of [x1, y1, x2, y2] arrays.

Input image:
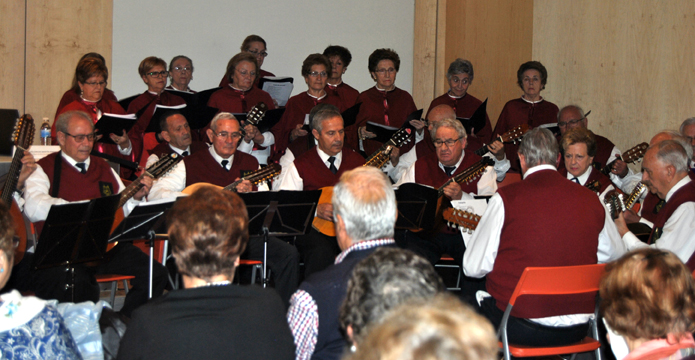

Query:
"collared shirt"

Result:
[[145, 144, 194, 168], [622, 177, 695, 264], [287, 238, 395, 360], [272, 139, 319, 190], [23, 152, 139, 223], [566, 166, 614, 202], [395, 150, 502, 199], [462, 165, 626, 326], [278, 147, 343, 191], [148, 146, 267, 200]]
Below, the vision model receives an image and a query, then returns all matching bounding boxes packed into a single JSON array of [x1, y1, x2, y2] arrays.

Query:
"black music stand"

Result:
[[32, 195, 120, 302], [394, 183, 438, 231], [239, 190, 321, 287], [109, 198, 178, 298]]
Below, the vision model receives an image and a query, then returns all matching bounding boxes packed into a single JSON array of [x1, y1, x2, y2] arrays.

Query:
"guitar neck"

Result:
[[364, 144, 394, 168], [437, 159, 489, 197], [223, 164, 280, 192], [600, 159, 617, 176], [0, 146, 26, 204], [119, 173, 148, 208], [625, 183, 647, 209]]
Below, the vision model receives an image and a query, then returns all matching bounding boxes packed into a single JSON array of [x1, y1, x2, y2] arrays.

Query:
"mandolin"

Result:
[[363, 126, 413, 169], [624, 182, 648, 210], [182, 163, 281, 195], [442, 208, 480, 234], [437, 157, 495, 198], [1, 114, 34, 264], [600, 142, 649, 176], [474, 124, 529, 157], [585, 179, 602, 193], [604, 192, 626, 220]]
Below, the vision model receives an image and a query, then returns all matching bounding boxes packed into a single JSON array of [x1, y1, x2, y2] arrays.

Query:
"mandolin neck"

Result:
[[1, 146, 27, 204], [119, 172, 149, 208]]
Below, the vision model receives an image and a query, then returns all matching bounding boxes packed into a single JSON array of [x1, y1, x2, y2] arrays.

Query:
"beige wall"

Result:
[[0, 0, 112, 144]]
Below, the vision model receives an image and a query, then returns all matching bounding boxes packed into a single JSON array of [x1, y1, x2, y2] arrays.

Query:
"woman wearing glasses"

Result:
[[208, 52, 276, 164], [166, 55, 196, 93], [350, 48, 417, 156], [424, 59, 492, 150], [270, 54, 341, 156], [53, 57, 136, 176], [54, 52, 119, 118], [219, 35, 275, 89], [126, 56, 186, 172], [492, 61, 559, 173]]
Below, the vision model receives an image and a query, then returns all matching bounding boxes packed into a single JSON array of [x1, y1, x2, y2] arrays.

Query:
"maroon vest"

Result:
[[183, 149, 259, 188], [649, 180, 695, 252], [294, 148, 364, 191], [642, 172, 695, 223], [593, 134, 616, 168], [558, 167, 613, 194], [35, 153, 119, 235], [286, 135, 315, 160], [148, 141, 208, 158], [414, 152, 483, 194], [488, 169, 604, 318]]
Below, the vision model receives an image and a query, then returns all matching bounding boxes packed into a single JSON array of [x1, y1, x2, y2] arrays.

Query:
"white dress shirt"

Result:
[[566, 167, 615, 203], [238, 131, 275, 165], [145, 143, 195, 168], [278, 147, 342, 191]]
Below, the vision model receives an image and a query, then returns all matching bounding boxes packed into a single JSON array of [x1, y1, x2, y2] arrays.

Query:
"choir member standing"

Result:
[[166, 55, 196, 93], [350, 48, 417, 156], [54, 52, 118, 118], [492, 61, 559, 173], [323, 45, 359, 112], [220, 34, 275, 89]]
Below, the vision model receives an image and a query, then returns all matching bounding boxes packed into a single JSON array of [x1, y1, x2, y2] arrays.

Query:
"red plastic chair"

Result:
[[238, 259, 264, 284], [498, 264, 606, 360], [435, 255, 462, 291], [96, 274, 134, 307]]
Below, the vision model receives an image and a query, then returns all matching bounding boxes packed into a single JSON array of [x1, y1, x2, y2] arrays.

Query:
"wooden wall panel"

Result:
[[0, 0, 26, 112], [534, 0, 695, 156], [25, 0, 113, 143], [443, 0, 534, 125], [413, 0, 441, 110]]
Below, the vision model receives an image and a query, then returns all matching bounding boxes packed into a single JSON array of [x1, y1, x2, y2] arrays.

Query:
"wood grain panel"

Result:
[[413, 0, 440, 110], [25, 0, 113, 144], [0, 0, 26, 113], [443, 0, 534, 125], [534, 0, 695, 158]]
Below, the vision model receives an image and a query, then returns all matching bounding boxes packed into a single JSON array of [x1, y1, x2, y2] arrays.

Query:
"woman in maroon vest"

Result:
[[54, 52, 118, 119], [351, 48, 417, 156], [166, 55, 196, 93], [493, 61, 559, 173], [323, 45, 359, 112], [219, 35, 276, 89]]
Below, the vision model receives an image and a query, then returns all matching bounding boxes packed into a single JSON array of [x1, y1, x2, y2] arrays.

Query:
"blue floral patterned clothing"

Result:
[[0, 295, 82, 360]]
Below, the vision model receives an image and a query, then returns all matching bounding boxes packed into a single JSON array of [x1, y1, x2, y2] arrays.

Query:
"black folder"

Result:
[[457, 99, 487, 135], [94, 113, 138, 144]]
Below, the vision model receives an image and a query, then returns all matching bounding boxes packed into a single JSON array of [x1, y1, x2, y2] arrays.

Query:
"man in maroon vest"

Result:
[[559, 127, 615, 200], [23, 110, 167, 317], [557, 105, 637, 192], [278, 104, 364, 277], [614, 140, 695, 270], [145, 110, 208, 168], [149, 112, 299, 307], [464, 127, 624, 347]]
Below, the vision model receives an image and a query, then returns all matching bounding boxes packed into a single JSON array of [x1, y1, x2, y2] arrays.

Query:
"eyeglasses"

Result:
[[558, 110, 591, 128], [212, 130, 242, 140], [146, 71, 169, 78], [173, 66, 193, 73], [247, 49, 268, 57], [375, 68, 396, 74], [308, 71, 328, 78], [236, 69, 257, 77], [84, 81, 107, 87], [450, 77, 470, 85], [433, 137, 463, 148], [64, 132, 96, 142]]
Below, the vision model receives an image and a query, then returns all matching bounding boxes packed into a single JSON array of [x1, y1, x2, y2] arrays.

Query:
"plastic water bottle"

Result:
[[40, 117, 51, 145]]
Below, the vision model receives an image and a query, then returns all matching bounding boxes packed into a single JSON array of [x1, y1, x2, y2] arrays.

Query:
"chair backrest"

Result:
[[508, 264, 606, 307]]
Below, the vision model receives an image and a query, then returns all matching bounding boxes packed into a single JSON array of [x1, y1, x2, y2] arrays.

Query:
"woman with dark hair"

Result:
[[600, 248, 695, 360], [0, 200, 82, 359], [54, 52, 119, 118], [323, 45, 359, 112], [270, 53, 341, 155], [424, 58, 492, 147], [492, 61, 559, 173], [166, 55, 195, 93], [350, 48, 417, 156], [220, 34, 276, 89], [117, 187, 295, 360], [126, 56, 186, 171], [208, 52, 276, 164], [52, 58, 136, 174]]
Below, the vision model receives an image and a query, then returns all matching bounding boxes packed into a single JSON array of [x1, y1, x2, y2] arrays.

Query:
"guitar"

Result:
[[109, 153, 183, 250], [437, 157, 495, 198], [364, 127, 414, 169], [182, 163, 281, 195], [442, 208, 480, 234], [1, 114, 34, 264], [474, 124, 529, 157], [600, 142, 649, 176], [239, 102, 268, 137]]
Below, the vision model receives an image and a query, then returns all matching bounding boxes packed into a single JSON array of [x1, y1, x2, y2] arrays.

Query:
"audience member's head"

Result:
[[0, 200, 15, 289], [339, 247, 445, 345], [518, 127, 559, 172], [167, 187, 249, 284], [344, 294, 498, 360], [332, 167, 396, 249], [600, 248, 695, 351]]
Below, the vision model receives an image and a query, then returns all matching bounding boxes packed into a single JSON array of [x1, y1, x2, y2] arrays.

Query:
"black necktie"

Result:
[[328, 156, 338, 174], [571, 177, 580, 184], [654, 199, 666, 214], [221, 160, 229, 171], [181, 151, 189, 157], [76, 163, 87, 174], [444, 166, 456, 177]]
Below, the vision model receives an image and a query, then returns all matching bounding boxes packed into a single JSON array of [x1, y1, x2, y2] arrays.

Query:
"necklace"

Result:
[[203, 280, 231, 287]]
